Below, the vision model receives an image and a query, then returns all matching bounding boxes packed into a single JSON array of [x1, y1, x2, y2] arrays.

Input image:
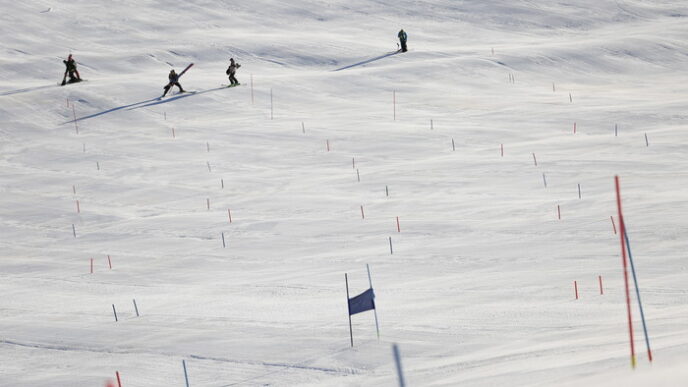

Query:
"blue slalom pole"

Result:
[[623, 227, 653, 362], [183, 359, 190, 387], [366, 264, 380, 340], [392, 344, 406, 387]]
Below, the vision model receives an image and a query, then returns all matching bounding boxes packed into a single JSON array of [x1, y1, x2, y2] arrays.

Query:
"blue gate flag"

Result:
[[348, 288, 375, 315]]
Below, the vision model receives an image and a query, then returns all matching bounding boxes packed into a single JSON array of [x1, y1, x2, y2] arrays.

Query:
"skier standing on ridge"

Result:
[[398, 29, 408, 52], [61, 54, 81, 85], [163, 69, 185, 97], [226, 58, 241, 86]]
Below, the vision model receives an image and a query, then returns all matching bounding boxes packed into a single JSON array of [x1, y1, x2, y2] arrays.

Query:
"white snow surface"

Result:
[[1, 0, 688, 386]]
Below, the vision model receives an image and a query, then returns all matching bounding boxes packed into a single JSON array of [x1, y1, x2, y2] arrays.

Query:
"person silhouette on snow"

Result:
[[398, 29, 408, 52], [226, 58, 241, 86], [163, 69, 185, 96], [61, 54, 81, 85]]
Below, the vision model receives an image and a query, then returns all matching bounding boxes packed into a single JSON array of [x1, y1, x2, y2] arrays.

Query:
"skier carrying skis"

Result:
[[398, 29, 408, 52], [226, 58, 241, 86], [163, 69, 185, 97], [61, 54, 81, 85]]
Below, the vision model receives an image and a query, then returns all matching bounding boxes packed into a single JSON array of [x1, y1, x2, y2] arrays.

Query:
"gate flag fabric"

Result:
[[348, 288, 375, 315]]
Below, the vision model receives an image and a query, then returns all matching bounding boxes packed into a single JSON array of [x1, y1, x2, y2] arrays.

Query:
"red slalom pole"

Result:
[[599, 275, 604, 295], [360, 205, 365, 219], [107, 255, 112, 269], [90, 258, 94, 274], [396, 216, 400, 232], [611, 215, 617, 235], [116, 371, 122, 387], [615, 176, 636, 369]]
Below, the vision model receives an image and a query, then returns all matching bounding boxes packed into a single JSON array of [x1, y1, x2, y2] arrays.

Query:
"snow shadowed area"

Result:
[[1, 0, 688, 386]]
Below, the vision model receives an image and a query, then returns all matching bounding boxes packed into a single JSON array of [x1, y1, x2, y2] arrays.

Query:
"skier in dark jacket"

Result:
[[398, 29, 408, 52], [61, 54, 81, 85], [226, 58, 241, 86], [163, 69, 185, 96]]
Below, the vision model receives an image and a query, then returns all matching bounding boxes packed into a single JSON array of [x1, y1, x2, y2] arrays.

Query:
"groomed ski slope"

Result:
[[1, 1, 688, 386]]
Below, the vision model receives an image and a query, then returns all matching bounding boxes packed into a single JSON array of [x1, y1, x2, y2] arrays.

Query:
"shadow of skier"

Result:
[[0, 84, 58, 97], [66, 97, 161, 123], [64, 86, 228, 124], [127, 86, 227, 110], [333, 51, 401, 72]]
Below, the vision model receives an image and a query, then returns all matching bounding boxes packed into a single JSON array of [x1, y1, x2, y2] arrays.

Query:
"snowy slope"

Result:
[[1, 1, 688, 386]]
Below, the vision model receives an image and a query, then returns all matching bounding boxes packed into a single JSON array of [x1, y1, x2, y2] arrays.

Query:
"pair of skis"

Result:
[[59, 79, 85, 86]]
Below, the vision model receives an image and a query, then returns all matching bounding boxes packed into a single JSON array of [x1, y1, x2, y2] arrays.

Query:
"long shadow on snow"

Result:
[[333, 51, 401, 72], [66, 97, 161, 123], [0, 84, 58, 96], [65, 86, 227, 123], [126, 86, 226, 110]]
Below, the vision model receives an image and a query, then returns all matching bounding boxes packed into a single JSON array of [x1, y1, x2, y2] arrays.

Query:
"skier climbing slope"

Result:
[[162, 63, 193, 97]]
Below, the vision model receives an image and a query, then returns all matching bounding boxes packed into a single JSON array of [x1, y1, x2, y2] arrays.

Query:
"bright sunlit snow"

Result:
[[1, 1, 687, 386]]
